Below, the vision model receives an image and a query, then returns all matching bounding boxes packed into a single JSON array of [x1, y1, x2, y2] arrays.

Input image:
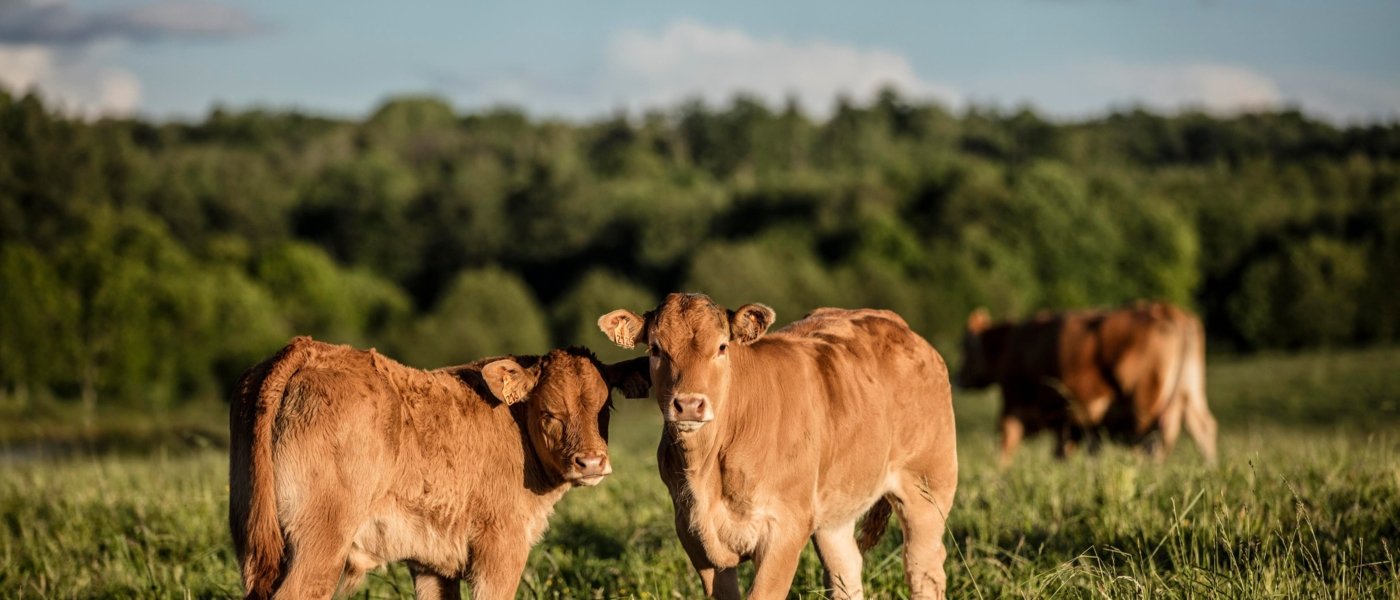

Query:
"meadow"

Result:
[[2, 347, 1398, 599]]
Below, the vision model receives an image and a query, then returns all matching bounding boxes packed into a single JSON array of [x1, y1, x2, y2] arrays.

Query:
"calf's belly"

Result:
[[813, 434, 900, 528], [349, 509, 472, 577], [816, 482, 892, 530]]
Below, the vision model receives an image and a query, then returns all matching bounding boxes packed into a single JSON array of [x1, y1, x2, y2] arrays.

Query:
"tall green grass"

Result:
[[3, 348, 1398, 598]]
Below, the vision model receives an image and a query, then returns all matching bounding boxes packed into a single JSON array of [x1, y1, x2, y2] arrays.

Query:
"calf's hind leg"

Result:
[[892, 473, 956, 600], [273, 498, 359, 599], [409, 563, 460, 600], [1156, 394, 1186, 460], [1184, 394, 1219, 464], [996, 413, 1025, 469], [812, 520, 864, 599]]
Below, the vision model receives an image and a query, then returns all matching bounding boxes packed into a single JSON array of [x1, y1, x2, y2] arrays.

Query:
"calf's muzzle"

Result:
[[668, 393, 712, 431], [565, 451, 611, 486]]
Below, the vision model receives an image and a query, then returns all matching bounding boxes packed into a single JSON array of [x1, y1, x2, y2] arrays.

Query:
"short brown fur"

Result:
[[600, 294, 958, 600], [228, 337, 647, 600], [957, 301, 1218, 467]]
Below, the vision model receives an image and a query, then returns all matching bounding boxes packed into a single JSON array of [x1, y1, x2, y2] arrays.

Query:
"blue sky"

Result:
[[2, 0, 1397, 122]]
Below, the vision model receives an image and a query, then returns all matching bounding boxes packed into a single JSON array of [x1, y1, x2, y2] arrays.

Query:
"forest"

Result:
[[2, 87, 1398, 415]]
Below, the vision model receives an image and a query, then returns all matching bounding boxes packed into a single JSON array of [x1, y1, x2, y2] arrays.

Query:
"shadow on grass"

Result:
[[546, 518, 629, 560], [0, 423, 227, 464]]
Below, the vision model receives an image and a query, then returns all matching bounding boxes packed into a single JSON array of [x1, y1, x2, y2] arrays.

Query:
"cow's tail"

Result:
[[230, 337, 315, 600], [857, 497, 894, 553], [1180, 316, 1219, 465], [1154, 306, 1192, 422]]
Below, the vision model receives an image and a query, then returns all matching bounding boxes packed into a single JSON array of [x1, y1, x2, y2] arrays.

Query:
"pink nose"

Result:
[[571, 453, 608, 476], [671, 393, 709, 421]]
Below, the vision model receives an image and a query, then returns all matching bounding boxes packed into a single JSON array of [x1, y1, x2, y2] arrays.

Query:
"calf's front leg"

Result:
[[466, 536, 529, 600], [675, 513, 740, 599], [747, 531, 808, 600]]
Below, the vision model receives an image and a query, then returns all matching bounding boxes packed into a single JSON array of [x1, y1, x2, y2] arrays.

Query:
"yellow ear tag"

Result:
[[613, 322, 634, 348], [504, 377, 529, 404]]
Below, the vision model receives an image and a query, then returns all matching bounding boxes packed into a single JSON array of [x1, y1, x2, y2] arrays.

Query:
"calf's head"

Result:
[[480, 348, 649, 486], [598, 293, 774, 434], [955, 308, 996, 389]]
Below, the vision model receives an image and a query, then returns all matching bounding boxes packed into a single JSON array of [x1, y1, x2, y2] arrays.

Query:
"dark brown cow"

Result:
[[228, 337, 648, 600], [956, 301, 1217, 467], [599, 294, 958, 599]]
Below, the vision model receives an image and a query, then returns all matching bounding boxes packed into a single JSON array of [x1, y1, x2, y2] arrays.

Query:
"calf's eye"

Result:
[[718, 343, 728, 356]]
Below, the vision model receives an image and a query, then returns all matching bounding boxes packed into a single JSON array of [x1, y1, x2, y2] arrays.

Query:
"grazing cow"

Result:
[[956, 301, 1217, 467], [228, 337, 648, 600], [598, 294, 958, 599]]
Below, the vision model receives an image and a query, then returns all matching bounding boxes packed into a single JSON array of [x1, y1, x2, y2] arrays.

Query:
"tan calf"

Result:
[[957, 301, 1218, 466], [228, 337, 647, 599], [599, 293, 958, 599]]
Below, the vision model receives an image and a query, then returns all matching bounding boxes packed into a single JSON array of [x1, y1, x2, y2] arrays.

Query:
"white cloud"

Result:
[[967, 60, 1400, 123], [457, 20, 960, 119], [462, 22, 1387, 125], [0, 0, 259, 118], [1276, 71, 1400, 124], [970, 60, 1284, 118], [1098, 62, 1282, 113], [0, 42, 142, 117], [600, 20, 959, 118], [0, 43, 48, 91]]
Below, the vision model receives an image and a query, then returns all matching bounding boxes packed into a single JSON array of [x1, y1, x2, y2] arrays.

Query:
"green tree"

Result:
[[50, 210, 222, 416], [551, 270, 656, 363], [685, 230, 849, 327], [294, 151, 423, 282], [0, 244, 80, 406], [398, 267, 551, 367], [195, 264, 292, 390], [255, 242, 411, 346], [611, 177, 729, 270], [1229, 236, 1369, 349], [1362, 191, 1400, 342], [361, 95, 458, 150]]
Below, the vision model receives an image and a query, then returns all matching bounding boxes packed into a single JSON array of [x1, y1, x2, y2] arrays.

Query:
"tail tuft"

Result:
[[857, 497, 894, 553]]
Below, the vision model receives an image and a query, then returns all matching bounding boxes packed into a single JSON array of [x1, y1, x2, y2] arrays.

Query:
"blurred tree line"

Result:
[[1, 87, 1397, 412]]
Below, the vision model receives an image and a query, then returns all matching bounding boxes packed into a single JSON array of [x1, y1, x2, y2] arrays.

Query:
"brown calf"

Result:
[[599, 294, 958, 599], [228, 337, 647, 599], [956, 301, 1217, 467]]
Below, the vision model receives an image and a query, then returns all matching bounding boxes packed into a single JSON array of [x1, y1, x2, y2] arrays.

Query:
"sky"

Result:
[[1, 0, 1397, 123]]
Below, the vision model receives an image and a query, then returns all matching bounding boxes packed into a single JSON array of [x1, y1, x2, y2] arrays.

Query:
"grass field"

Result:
[[2, 347, 1398, 598]]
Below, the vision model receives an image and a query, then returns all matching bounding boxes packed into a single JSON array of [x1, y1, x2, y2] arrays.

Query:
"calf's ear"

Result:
[[603, 356, 651, 399], [967, 308, 991, 334], [598, 309, 646, 349], [729, 303, 776, 345], [481, 359, 538, 405]]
